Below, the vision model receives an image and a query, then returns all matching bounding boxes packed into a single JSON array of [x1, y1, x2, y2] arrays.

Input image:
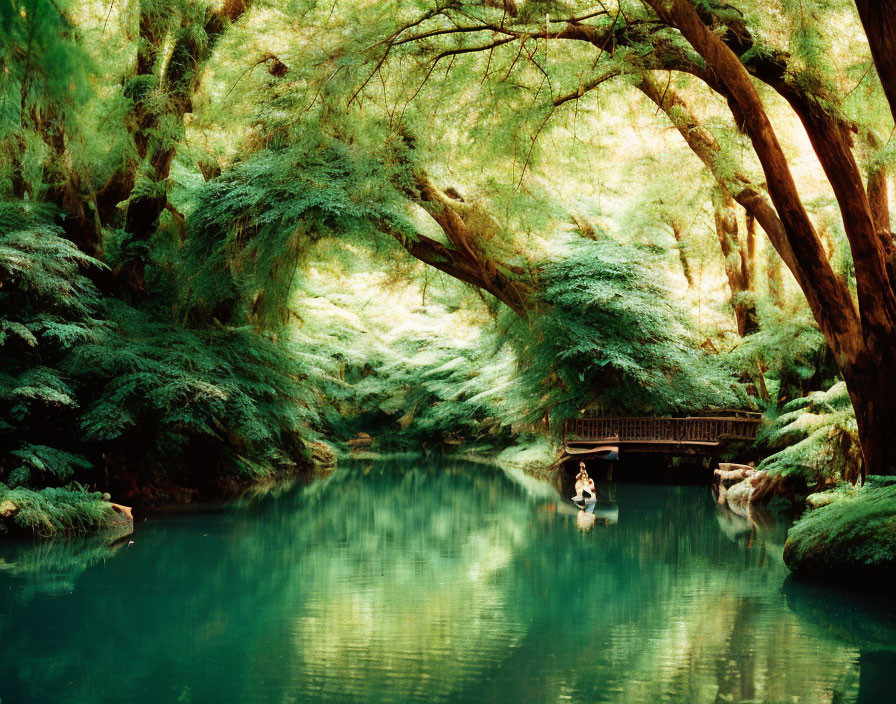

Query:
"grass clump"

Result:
[[0, 484, 115, 537]]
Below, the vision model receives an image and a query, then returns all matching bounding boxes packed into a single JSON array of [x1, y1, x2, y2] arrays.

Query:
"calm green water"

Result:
[[2, 460, 895, 704]]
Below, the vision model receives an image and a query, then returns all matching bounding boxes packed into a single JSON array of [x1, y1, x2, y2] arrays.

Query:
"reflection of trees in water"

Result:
[[268, 462, 536, 702], [713, 500, 793, 568], [461, 483, 863, 704], [0, 461, 539, 704], [0, 527, 131, 600], [0, 508, 303, 702], [782, 578, 896, 704], [0, 462, 885, 704]]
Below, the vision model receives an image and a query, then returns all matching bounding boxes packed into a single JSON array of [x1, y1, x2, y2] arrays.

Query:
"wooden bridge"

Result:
[[563, 413, 761, 458]]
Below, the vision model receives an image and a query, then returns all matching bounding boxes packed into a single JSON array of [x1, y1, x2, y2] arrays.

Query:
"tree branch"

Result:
[[553, 70, 620, 106]]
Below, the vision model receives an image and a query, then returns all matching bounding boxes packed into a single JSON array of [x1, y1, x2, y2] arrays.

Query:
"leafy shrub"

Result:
[[729, 305, 836, 404], [503, 237, 746, 425], [0, 204, 103, 493], [181, 140, 408, 328], [1, 201, 324, 510], [64, 300, 322, 483], [757, 382, 861, 489]]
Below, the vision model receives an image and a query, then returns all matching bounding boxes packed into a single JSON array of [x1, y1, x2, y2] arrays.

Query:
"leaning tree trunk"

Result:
[[854, 1, 896, 121], [765, 244, 785, 306], [387, 169, 534, 315], [645, 0, 896, 474], [670, 222, 695, 288], [866, 133, 890, 234]]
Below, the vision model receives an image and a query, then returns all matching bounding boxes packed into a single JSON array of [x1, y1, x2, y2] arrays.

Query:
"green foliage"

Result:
[[183, 138, 410, 327], [757, 382, 860, 488], [9, 444, 92, 484], [0, 1, 92, 123], [65, 300, 322, 481], [0, 197, 322, 506], [2, 0, 887, 540], [784, 483, 896, 580], [778, 0, 835, 73], [0, 483, 113, 537], [495, 437, 560, 478], [290, 263, 519, 451], [0, 0, 95, 196], [0, 203, 102, 492], [334, 322, 518, 450], [504, 237, 745, 424], [292, 233, 747, 452], [729, 304, 835, 403]]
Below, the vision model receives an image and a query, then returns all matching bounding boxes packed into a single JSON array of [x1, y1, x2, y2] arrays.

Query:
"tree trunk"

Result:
[[765, 244, 785, 306], [116, 1, 251, 297], [713, 190, 757, 336], [636, 74, 795, 298], [6, 135, 30, 199], [644, 0, 896, 474], [854, 0, 896, 121], [864, 131, 896, 284], [866, 133, 890, 233], [670, 223, 694, 288], [745, 214, 756, 284], [385, 169, 533, 315], [843, 347, 896, 478]]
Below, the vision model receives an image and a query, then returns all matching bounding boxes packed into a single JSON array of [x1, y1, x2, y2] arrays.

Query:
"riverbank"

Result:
[[10, 429, 895, 593], [712, 464, 896, 586], [783, 479, 896, 583], [0, 432, 548, 540], [0, 485, 133, 537], [0, 440, 340, 539]]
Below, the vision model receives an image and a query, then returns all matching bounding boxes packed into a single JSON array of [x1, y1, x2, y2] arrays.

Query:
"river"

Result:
[[1, 459, 894, 703]]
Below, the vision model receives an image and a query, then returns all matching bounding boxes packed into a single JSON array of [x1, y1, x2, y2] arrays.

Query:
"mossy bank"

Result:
[[783, 480, 896, 583]]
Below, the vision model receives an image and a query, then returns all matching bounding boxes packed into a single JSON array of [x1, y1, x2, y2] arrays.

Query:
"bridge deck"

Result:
[[563, 415, 760, 453]]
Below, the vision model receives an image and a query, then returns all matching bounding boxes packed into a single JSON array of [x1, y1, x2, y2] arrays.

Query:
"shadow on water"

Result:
[[782, 578, 896, 704], [0, 458, 893, 704]]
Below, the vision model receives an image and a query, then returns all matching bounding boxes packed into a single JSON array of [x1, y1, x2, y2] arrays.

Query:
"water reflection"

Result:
[[782, 578, 896, 704], [0, 526, 132, 599], [0, 459, 892, 704]]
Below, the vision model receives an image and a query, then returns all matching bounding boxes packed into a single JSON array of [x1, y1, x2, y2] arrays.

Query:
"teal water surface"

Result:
[[1, 459, 895, 704]]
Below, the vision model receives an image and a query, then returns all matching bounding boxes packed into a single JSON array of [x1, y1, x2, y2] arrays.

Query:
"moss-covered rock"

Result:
[[783, 484, 896, 582]]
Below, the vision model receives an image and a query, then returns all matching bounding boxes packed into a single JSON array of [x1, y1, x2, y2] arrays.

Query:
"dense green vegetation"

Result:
[[784, 479, 896, 581], [1, 0, 895, 564]]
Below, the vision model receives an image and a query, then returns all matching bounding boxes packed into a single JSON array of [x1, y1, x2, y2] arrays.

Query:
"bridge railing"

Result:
[[564, 415, 761, 444]]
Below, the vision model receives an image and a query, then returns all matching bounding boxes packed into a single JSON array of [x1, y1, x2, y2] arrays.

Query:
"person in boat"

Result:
[[574, 462, 596, 502], [574, 463, 586, 499], [585, 473, 596, 498]]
